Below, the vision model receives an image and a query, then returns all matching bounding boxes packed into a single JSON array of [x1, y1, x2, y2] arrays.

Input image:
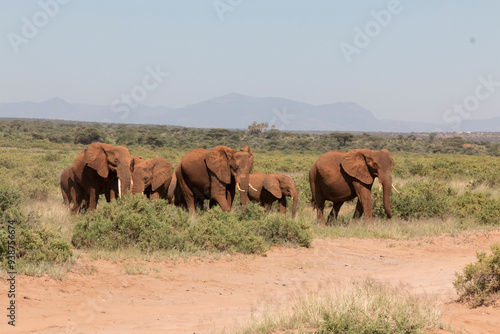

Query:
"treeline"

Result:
[[0, 119, 499, 156]]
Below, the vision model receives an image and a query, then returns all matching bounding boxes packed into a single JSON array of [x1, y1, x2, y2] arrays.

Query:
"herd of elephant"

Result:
[[60, 142, 397, 224]]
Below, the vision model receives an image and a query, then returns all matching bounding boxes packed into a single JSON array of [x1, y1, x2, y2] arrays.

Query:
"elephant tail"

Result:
[[308, 165, 317, 209]]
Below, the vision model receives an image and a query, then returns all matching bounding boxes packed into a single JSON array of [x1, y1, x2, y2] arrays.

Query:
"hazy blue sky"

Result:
[[1, 0, 499, 125]]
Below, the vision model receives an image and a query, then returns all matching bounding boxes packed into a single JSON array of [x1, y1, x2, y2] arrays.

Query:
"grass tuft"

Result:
[[229, 279, 444, 334]]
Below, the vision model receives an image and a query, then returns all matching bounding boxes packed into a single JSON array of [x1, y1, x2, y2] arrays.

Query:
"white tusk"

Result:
[[130, 178, 133, 191], [249, 183, 258, 192], [392, 183, 401, 194], [118, 179, 122, 198], [237, 183, 246, 192]]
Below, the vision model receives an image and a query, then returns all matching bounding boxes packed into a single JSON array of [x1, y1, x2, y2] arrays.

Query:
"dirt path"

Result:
[[2, 231, 500, 334]]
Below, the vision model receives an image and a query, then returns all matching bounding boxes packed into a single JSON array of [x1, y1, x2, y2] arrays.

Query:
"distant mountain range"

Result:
[[1, 93, 499, 132]]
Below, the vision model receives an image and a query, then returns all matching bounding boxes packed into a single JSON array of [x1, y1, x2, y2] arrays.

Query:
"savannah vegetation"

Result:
[[0, 118, 499, 332]]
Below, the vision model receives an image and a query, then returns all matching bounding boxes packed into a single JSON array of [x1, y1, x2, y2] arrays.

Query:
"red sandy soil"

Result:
[[2, 231, 500, 334]]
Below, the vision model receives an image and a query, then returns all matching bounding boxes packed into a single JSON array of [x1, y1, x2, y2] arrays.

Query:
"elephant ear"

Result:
[[240, 145, 253, 156], [84, 143, 109, 178], [341, 149, 373, 185], [151, 158, 174, 191], [206, 146, 234, 184], [132, 156, 143, 166], [263, 175, 282, 199]]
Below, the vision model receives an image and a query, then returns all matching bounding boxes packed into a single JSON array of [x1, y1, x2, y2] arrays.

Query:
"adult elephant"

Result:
[[248, 172, 299, 218], [309, 149, 395, 224], [131, 157, 174, 200], [176, 145, 254, 215], [71, 143, 134, 214]]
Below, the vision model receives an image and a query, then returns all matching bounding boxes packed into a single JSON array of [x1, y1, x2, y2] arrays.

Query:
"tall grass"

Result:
[[228, 279, 444, 334]]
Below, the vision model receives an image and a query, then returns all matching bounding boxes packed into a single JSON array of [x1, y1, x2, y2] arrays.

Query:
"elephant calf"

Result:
[[131, 157, 175, 200], [248, 172, 299, 218]]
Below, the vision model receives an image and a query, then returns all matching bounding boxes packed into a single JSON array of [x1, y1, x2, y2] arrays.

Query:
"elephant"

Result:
[[71, 142, 134, 214], [176, 145, 254, 215], [131, 156, 174, 200], [248, 172, 299, 218], [309, 149, 395, 224]]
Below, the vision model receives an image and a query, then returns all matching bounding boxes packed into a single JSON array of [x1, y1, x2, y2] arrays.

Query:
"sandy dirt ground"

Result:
[[2, 231, 500, 334]]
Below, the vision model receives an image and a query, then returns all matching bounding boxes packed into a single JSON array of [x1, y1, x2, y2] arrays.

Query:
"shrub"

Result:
[[455, 191, 500, 226], [72, 195, 190, 251], [0, 184, 21, 211], [380, 181, 456, 220], [455, 191, 488, 220], [454, 244, 500, 307], [72, 197, 312, 254], [477, 198, 500, 226], [0, 213, 72, 270]]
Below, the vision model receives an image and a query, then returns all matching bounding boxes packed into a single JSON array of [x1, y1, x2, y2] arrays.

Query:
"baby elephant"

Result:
[[248, 172, 299, 218], [131, 157, 174, 200]]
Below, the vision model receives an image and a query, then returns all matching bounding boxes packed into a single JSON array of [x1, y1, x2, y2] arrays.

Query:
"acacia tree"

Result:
[[248, 121, 269, 135]]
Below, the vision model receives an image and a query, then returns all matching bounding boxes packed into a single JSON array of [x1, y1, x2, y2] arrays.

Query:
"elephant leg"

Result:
[[87, 187, 99, 211], [209, 198, 218, 208], [105, 188, 112, 202], [71, 195, 82, 215], [186, 195, 196, 215], [71, 183, 84, 215], [326, 202, 343, 225], [353, 182, 373, 219], [177, 174, 197, 215], [216, 196, 231, 212], [263, 202, 271, 212], [315, 196, 326, 224], [62, 190, 70, 207], [227, 183, 235, 208], [279, 198, 287, 216], [353, 200, 364, 219], [211, 182, 231, 212], [108, 189, 117, 201]]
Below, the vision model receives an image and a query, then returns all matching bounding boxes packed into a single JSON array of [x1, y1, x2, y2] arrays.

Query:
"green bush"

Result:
[[0, 213, 72, 270], [455, 191, 500, 226], [380, 181, 456, 220], [455, 191, 488, 220], [0, 184, 21, 211], [476, 198, 500, 226], [72, 197, 312, 254], [454, 244, 500, 307], [72, 195, 190, 251]]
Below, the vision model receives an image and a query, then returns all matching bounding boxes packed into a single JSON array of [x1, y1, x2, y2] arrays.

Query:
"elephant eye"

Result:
[[143, 176, 148, 181], [114, 159, 119, 164]]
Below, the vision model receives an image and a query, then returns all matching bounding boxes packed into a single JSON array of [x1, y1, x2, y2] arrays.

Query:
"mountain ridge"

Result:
[[0, 94, 499, 132]]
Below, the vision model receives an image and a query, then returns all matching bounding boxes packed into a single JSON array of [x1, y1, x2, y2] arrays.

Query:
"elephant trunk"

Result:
[[237, 176, 251, 205], [117, 166, 133, 196], [380, 174, 393, 219], [132, 181, 145, 195], [291, 189, 299, 219]]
